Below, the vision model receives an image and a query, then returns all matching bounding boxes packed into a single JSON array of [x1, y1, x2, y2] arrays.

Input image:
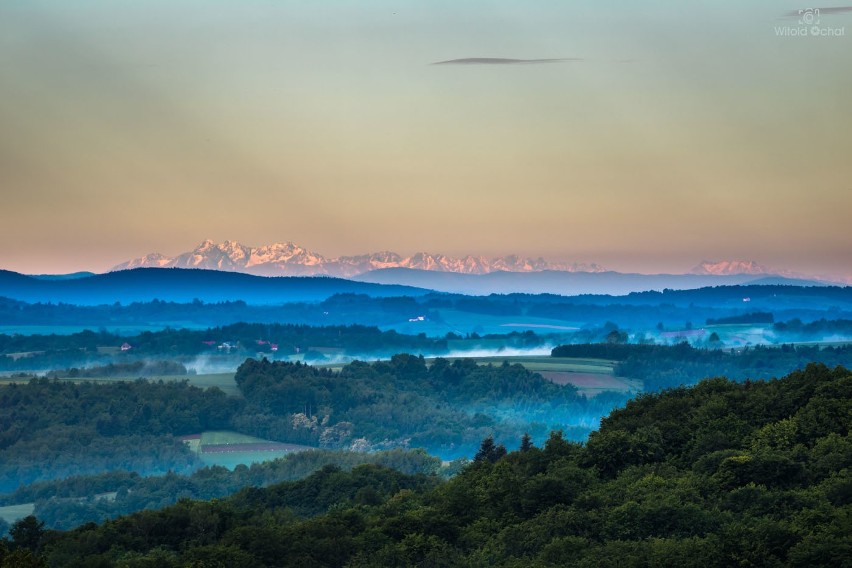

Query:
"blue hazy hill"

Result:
[[28, 272, 96, 281], [0, 268, 430, 305], [353, 267, 828, 296]]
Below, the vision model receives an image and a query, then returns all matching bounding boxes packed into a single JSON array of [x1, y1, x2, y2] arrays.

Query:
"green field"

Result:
[[0, 372, 241, 396], [182, 430, 314, 469], [316, 355, 634, 396], [199, 431, 270, 445], [0, 502, 35, 524], [179, 373, 239, 395], [451, 355, 615, 373], [439, 355, 640, 396], [0, 375, 39, 386], [99, 372, 239, 396], [539, 372, 642, 396]]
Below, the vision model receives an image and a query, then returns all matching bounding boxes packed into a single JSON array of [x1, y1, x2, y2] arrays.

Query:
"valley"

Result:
[[0, 275, 848, 564]]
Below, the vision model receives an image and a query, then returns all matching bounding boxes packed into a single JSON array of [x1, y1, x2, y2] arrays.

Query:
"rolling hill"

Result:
[[352, 268, 827, 296], [0, 268, 429, 305]]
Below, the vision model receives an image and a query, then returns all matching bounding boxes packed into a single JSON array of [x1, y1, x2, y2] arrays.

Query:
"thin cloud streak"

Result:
[[431, 57, 582, 65]]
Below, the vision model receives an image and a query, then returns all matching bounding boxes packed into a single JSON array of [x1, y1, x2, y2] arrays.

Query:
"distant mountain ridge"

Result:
[[690, 260, 770, 276], [112, 240, 817, 283], [0, 268, 428, 305], [29, 271, 96, 281], [0, 266, 830, 305], [353, 268, 828, 296], [112, 239, 606, 277]]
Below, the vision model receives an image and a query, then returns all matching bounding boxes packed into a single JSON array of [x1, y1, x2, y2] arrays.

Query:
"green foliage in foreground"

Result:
[[20, 363, 851, 567]]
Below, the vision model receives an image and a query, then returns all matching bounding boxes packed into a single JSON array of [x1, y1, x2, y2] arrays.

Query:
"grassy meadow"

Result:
[[442, 354, 640, 396], [0, 502, 35, 525], [186, 430, 314, 469]]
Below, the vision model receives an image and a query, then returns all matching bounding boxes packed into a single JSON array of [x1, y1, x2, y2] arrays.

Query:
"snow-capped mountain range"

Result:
[[112, 240, 607, 278], [113, 240, 799, 281], [689, 260, 771, 276]]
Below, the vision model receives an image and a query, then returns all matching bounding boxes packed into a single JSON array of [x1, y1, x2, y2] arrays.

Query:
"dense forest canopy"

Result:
[[6, 363, 847, 567], [0, 379, 238, 492], [231, 355, 613, 456], [0, 448, 443, 532]]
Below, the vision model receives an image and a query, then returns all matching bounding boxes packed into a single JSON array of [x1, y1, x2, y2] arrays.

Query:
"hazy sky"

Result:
[[1, 1, 850, 279]]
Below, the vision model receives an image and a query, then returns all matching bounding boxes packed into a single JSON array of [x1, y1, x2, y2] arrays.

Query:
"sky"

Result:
[[1, 1, 850, 279]]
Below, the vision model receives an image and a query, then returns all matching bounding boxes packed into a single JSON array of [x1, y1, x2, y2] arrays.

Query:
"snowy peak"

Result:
[[120, 252, 172, 269], [111, 240, 607, 278], [248, 242, 327, 270], [690, 260, 771, 276], [113, 244, 793, 281], [170, 240, 254, 271]]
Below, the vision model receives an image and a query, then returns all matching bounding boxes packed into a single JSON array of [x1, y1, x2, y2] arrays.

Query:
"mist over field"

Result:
[[0, 284, 850, 560], [182, 355, 240, 376], [440, 346, 557, 359]]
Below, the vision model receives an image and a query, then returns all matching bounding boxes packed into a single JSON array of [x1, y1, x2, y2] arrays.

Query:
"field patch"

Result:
[[539, 371, 641, 396], [444, 355, 616, 373], [435, 354, 637, 397], [119, 373, 239, 396], [185, 430, 314, 469], [0, 502, 35, 524], [0, 372, 242, 396], [181, 373, 239, 395], [200, 431, 271, 445]]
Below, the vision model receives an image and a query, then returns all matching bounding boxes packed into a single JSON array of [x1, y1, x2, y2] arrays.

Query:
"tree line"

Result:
[[553, 342, 852, 391], [0, 323, 548, 371], [0, 448, 443, 533], [0, 353, 627, 493]]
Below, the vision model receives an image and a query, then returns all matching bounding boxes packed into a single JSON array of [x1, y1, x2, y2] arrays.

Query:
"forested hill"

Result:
[[0, 323, 453, 372], [15, 363, 850, 567], [0, 355, 611, 493], [1, 283, 850, 334], [552, 342, 852, 391]]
